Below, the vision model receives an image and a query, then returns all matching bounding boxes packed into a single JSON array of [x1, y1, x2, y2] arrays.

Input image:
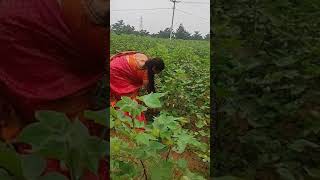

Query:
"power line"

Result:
[[111, 3, 209, 36], [180, 1, 209, 4], [175, 8, 209, 23], [111, 8, 171, 11], [140, 16, 143, 30]]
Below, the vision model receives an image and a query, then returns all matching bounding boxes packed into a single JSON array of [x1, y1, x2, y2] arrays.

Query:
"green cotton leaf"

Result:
[[305, 167, 320, 178], [183, 169, 207, 180], [131, 148, 148, 160], [36, 138, 67, 160], [288, 139, 320, 152], [0, 169, 10, 176], [67, 149, 83, 180], [177, 159, 188, 169], [110, 137, 127, 154], [195, 120, 205, 128], [160, 130, 172, 140], [21, 154, 46, 180], [134, 119, 145, 128], [85, 137, 108, 171], [0, 168, 13, 180], [110, 107, 118, 117], [114, 161, 138, 177], [116, 111, 132, 125], [148, 141, 166, 152], [137, 92, 167, 108], [174, 141, 187, 154], [85, 156, 100, 175], [135, 133, 157, 145], [116, 96, 137, 108], [173, 130, 201, 153], [273, 56, 299, 67], [84, 109, 107, 127], [263, 72, 283, 83], [17, 123, 53, 148], [304, 122, 320, 136], [290, 86, 306, 95], [283, 70, 300, 79], [0, 141, 7, 149], [35, 111, 70, 131], [68, 120, 90, 149], [60, 120, 107, 176], [110, 115, 115, 128], [303, 128, 317, 137], [116, 96, 147, 116], [198, 130, 207, 137], [277, 167, 296, 180], [247, 118, 265, 128], [153, 113, 181, 132], [85, 154, 99, 175], [0, 149, 23, 178], [39, 172, 68, 180], [150, 160, 173, 180]]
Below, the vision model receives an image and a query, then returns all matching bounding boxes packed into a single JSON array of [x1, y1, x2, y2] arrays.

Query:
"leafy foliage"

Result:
[[0, 111, 108, 180], [110, 93, 208, 179], [213, 0, 320, 179]]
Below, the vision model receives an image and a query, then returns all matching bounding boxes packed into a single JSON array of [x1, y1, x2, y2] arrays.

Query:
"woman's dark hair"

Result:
[[144, 57, 165, 93]]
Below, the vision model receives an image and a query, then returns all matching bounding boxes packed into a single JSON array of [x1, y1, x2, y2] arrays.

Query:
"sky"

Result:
[[110, 0, 210, 35]]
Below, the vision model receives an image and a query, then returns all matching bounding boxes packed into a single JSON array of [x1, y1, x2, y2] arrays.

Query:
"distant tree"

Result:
[[111, 20, 125, 31], [154, 27, 172, 38], [204, 33, 210, 40], [111, 20, 136, 35], [175, 24, 191, 40], [137, 29, 150, 36], [150, 33, 158, 38], [191, 31, 203, 40]]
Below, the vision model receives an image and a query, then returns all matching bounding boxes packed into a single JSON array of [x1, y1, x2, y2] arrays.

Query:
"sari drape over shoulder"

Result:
[[110, 52, 147, 100]]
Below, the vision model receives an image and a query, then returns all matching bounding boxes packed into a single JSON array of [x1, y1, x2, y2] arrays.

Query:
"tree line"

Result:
[[111, 20, 210, 41]]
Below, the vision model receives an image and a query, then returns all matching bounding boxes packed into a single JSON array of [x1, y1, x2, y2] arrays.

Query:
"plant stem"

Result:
[[140, 160, 148, 180], [66, 141, 77, 180], [166, 146, 172, 161]]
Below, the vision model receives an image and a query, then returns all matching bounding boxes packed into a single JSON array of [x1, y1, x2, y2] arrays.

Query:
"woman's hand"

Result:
[[143, 80, 149, 90]]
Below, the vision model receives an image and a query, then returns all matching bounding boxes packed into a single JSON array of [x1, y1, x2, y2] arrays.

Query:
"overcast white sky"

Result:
[[110, 0, 210, 35]]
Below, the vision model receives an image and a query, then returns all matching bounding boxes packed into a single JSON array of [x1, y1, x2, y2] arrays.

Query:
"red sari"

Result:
[[110, 52, 147, 123]]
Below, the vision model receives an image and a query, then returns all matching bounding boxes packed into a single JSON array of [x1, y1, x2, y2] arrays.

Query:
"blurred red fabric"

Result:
[[0, 0, 108, 179], [0, 0, 106, 118]]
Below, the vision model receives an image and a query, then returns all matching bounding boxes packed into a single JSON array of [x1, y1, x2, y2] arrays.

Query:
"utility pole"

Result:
[[139, 16, 143, 31], [169, 0, 180, 40]]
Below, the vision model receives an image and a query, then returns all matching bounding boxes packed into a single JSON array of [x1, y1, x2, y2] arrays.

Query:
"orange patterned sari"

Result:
[[110, 51, 148, 123]]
